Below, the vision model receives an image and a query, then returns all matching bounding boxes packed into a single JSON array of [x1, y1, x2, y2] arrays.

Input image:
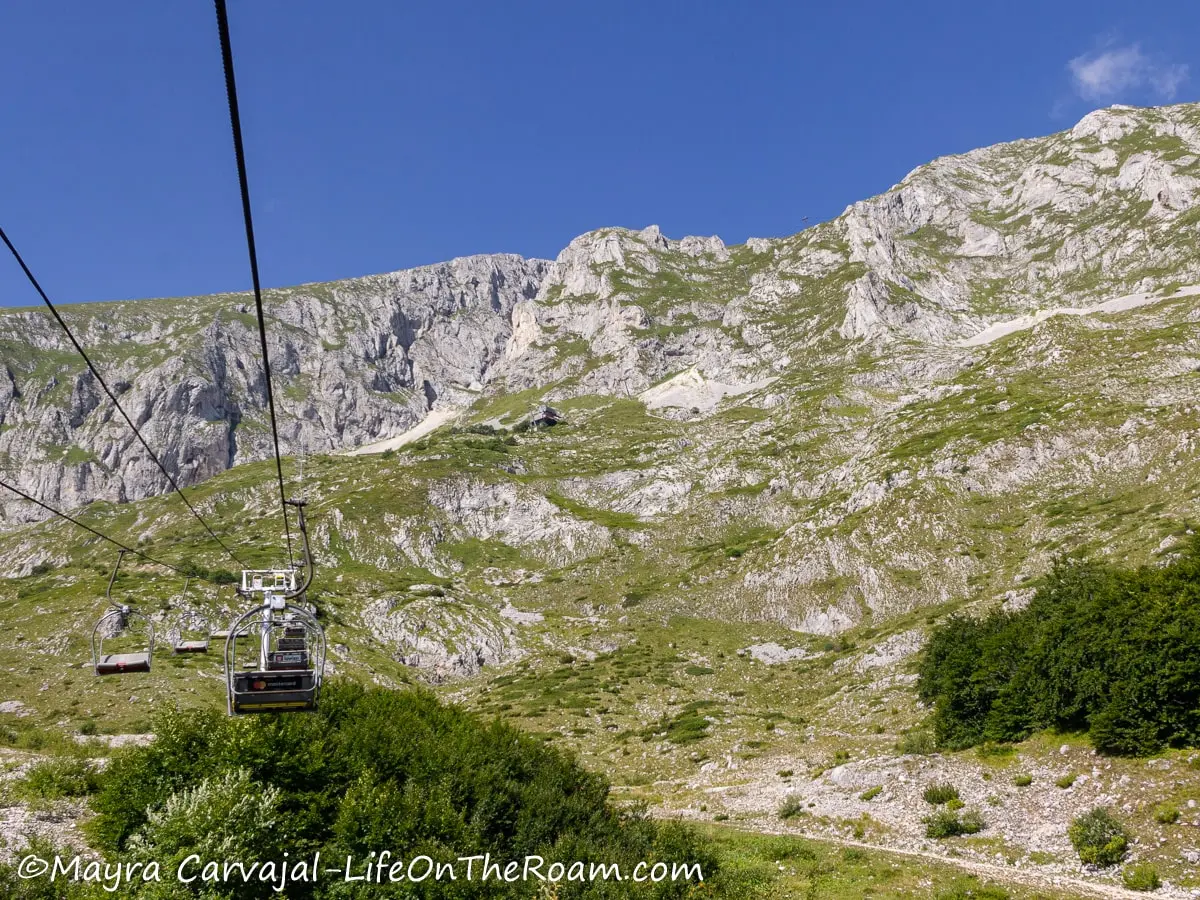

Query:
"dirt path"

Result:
[[752, 825, 1163, 899], [957, 284, 1200, 348]]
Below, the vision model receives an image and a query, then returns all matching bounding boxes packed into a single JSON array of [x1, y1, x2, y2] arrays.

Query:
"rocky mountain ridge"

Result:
[[4, 102, 1200, 530]]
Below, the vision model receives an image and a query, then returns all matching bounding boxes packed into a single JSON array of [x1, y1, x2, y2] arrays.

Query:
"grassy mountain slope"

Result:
[[2, 102, 1200, 895]]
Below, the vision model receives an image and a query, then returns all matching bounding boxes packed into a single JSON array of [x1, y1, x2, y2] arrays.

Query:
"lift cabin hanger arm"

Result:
[[284, 499, 312, 601], [105, 548, 126, 611]]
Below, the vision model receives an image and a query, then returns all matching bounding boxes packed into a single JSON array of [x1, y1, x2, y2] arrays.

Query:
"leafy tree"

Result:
[[918, 539, 1200, 756], [86, 682, 718, 898]]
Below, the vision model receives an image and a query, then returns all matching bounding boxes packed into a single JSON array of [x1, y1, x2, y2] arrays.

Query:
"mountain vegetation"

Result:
[[3, 101, 1200, 896], [6, 683, 719, 899], [918, 539, 1200, 755]]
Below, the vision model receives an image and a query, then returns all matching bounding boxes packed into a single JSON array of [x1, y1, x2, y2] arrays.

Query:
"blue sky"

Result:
[[2, 0, 1197, 306]]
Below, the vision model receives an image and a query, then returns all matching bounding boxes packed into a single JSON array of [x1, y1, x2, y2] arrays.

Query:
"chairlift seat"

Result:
[[173, 640, 209, 654], [266, 649, 310, 670], [95, 652, 152, 675], [277, 637, 306, 651], [92, 560, 153, 676], [230, 669, 317, 714]]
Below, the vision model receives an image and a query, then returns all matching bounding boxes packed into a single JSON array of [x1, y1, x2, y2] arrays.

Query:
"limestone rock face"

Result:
[[4, 101, 1200, 535], [0, 254, 547, 524]]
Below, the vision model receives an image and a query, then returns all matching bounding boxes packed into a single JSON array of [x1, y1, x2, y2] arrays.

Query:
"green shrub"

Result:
[[778, 794, 805, 820], [935, 877, 1011, 900], [946, 797, 965, 812], [0, 836, 92, 899], [19, 757, 102, 800], [924, 808, 985, 838], [924, 782, 960, 805], [1122, 863, 1161, 891], [860, 786, 882, 801], [925, 810, 962, 838], [178, 559, 238, 585], [125, 768, 282, 875], [1152, 803, 1180, 824], [1068, 808, 1129, 867], [1012, 773, 1033, 787], [640, 703, 714, 745], [898, 729, 936, 755], [776, 769, 794, 778], [1056, 773, 1077, 789], [959, 809, 986, 834]]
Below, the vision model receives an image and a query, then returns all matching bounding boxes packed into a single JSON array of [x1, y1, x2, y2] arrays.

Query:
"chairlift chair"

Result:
[[223, 500, 325, 715], [277, 622, 307, 652], [92, 550, 154, 675], [170, 578, 210, 654]]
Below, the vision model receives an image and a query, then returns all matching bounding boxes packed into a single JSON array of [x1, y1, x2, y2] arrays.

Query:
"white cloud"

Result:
[[1068, 43, 1189, 102], [1149, 62, 1189, 98]]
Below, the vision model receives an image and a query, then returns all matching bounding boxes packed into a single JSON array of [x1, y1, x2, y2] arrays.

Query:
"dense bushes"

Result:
[[83, 682, 716, 898], [18, 756, 102, 800], [1122, 864, 1161, 891], [917, 541, 1200, 755], [1068, 808, 1129, 867], [922, 783, 959, 806], [923, 808, 985, 839]]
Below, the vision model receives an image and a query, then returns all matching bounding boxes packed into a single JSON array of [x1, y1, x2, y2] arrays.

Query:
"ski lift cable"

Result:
[[213, 0, 296, 570], [0, 227, 251, 570], [0, 476, 224, 582]]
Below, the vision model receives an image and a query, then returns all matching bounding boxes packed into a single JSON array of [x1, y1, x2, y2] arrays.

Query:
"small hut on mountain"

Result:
[[530, 405, 566, 428]]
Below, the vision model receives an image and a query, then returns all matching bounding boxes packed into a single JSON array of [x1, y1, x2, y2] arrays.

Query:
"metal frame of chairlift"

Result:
[[223, 500, 325, 715], [92, 550, 154, 675], [170, 578, 209, 654]]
